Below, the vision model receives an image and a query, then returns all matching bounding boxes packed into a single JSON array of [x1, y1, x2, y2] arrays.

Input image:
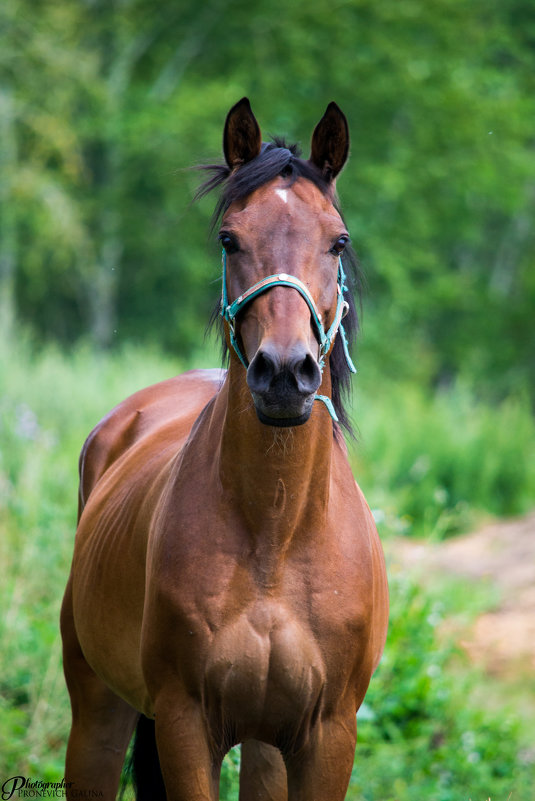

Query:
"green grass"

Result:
[[351, 379, 535, 539], [348, 574, 534, 801], [0, 331, 182, 776], [1, 328, 534, 796]]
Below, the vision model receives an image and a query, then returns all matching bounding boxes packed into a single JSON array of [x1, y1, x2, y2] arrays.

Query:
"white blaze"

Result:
[[275, 188, 288, 204]]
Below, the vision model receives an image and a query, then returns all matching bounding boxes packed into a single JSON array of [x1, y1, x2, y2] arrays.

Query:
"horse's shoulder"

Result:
[[78, 369, 225, 513]]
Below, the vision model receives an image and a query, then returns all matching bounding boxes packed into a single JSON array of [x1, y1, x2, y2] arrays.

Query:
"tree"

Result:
[[1, 0, 533, 397]]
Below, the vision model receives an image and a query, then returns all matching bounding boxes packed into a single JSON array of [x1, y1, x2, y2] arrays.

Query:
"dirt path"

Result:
[[387, 511, 535, 676]]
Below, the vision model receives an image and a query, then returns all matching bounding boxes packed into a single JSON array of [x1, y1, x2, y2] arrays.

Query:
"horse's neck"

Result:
[[215, 363, 334, 555]]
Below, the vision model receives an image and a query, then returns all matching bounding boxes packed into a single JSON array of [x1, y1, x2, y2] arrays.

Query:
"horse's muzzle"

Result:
[[247, 344, 322, 427]]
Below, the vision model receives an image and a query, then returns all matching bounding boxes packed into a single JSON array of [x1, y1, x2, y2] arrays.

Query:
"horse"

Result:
[[60, 97, 389, 801]]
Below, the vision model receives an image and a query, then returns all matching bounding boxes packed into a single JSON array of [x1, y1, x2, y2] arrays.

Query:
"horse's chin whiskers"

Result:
[[266, 426, 295, 458]]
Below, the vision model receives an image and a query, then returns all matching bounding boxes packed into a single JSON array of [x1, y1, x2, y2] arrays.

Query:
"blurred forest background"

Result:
[[1, 0, 534, 799], [2, 0, 534, 391]]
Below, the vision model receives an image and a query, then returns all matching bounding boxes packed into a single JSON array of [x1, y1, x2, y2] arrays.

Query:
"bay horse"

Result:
[[60, 98, 388, 801]]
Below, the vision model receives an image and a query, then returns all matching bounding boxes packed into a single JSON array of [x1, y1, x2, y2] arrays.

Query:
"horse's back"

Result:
[[78, 368, 225, 514]]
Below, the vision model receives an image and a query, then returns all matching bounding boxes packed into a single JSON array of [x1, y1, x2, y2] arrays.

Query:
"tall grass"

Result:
[[1, 329, 534, 795], [0, 331, 181, 776], [352, 380, 535, 538]]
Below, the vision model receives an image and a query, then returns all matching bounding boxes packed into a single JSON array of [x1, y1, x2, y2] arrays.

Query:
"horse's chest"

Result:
[[203, 603, 325, 742]]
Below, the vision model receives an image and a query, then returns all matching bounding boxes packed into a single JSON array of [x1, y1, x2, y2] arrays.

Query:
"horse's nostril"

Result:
[[293, 353, 322, 395], [247, 349, 277, 394]]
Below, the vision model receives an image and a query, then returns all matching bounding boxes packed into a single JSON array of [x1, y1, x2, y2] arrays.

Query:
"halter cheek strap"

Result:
[[220, 251, 356, 422]]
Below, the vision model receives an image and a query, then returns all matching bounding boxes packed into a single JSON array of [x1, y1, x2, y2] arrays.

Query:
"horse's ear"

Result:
[[223, 97, 262, 169], [309, 102, 349, 181]]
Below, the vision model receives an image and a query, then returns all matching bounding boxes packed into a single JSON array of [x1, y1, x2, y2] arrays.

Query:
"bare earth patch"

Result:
[[387, 511, 535, 676]]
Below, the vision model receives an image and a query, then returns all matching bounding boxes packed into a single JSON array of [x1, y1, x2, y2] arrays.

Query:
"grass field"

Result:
[[1, 328, 534, 798]]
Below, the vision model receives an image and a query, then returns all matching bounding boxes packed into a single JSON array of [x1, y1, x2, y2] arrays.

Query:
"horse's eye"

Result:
[[331, 236, 349, 255], [219, 233, 238, 253]]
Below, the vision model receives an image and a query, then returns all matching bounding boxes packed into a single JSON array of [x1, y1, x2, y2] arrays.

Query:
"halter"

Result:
[[220, 251, 356, 422]]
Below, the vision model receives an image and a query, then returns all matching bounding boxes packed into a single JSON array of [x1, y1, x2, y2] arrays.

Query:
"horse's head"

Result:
[[213, 99, 355, 428]]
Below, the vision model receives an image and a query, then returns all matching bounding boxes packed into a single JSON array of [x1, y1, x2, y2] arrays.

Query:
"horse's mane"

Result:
[[197, 138, 362, 436]]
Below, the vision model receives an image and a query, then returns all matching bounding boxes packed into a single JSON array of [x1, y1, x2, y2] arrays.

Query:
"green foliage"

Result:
[[2, 4, 534, 789], [0, 328, 181, 775], [352, 377, 535, 538], [1, 332, 533, 797], [348, 576, 533, 800], [1, 0, 534, 401], [219, 748, 240, 801]]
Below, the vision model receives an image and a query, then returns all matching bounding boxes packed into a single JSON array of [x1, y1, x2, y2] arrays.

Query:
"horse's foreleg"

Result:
[[61, 579, 138, 801], [285, 715, 357, 801], [239, 740, 287, 801], [153, 693, 220, 801]]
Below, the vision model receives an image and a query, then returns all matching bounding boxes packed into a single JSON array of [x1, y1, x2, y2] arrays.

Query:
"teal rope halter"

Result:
[[220, 251, 356, 423]]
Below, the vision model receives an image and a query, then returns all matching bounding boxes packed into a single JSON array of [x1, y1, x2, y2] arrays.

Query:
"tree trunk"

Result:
[[0, 89, 17, 336]]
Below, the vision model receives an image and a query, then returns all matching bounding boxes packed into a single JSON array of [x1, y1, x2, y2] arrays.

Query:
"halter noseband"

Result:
[[220, 251, 356, 422]]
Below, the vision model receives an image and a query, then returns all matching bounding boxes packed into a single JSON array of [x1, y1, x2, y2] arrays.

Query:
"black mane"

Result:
[[197, 138, 362, 436]]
